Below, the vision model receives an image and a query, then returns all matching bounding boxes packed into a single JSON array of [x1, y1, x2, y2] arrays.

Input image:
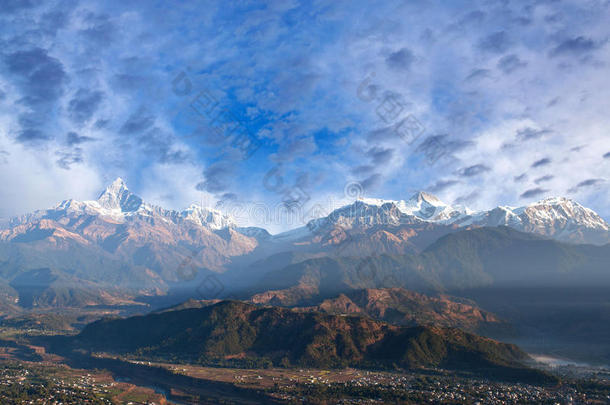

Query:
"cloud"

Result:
[[1, 0, 610, 227], [454, 190, 480, 205], [120, 108, 156, 135], [0, 150, 9, 164], [139, 128, 189, 165], [4, 47, 67, 145], [456, 164, 491, 177], [520, 188, 548, 199], [465, 69, 491, 82], [197, 161, 236, 194], [5, 48, 66, 105], [534, 175, 554, 184], [55, 149, 84, 170], [516, 127, 552, 142], [478, 31, 511, 53], [497, 54, 527, 74], [604, 152, 610, 159], [359, 173, 382, 192], [68, 89, 104, 124], [352, 165, 375, 175], [550, 36, 600, 57], [366, 147, 394, 165], [428, 179, 459, 193], [386, 48, 414, 71], [531, 158, 552, 168], [276, 136, 317, 162], [568, 178, 605, 193], [66, 132, 96, 146], [16, 128, 50, 143], [415, 134, 473, 162], [514, 173, 527, 182]]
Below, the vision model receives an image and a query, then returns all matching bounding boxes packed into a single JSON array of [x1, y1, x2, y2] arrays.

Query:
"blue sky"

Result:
[[0, 0, 609, 232]]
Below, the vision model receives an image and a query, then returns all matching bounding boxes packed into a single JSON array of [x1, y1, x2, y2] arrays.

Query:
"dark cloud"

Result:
[[366, 147, 394, 165], [95, 119, 110, 129], [198, 161, 235, 193], [352, 165, 375, 175], [359, 173, 382, 191], [120, 108, 155, 135], [55, 148, 83, 170], [386, 48, 414, 71], [534, 175, 554, 184], [219, 193, 238, 202], [516, 127, 552, 141], [465, 69, 491, 81], [514, 173, 527, 182], [520, 188, 548, 199], [454, 191, 479, 205], [497, 54, 527, 74], [5, 48, 66, 105], [550, 36, 599, 57], [575, 178, 604, 188], [415, 134, 473, 163], [139, 128, 189, 164], [366, 124, 405, 143], [604, 152, 610, 159], [568, 178, 605, 193], [478, 31, 511, 53], [66, 132, 96, 146], [457, 164, 491, 177], [428, 179, 459, 193], [17, 128, 50, 143], [547, 97, 560, 107], [68, 89, 104, 124], [531, 157, 551, 168], [4, 48, 67, 144]]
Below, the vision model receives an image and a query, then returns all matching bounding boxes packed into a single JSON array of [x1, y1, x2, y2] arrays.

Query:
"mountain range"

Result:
[[0, 178, 608, 310], [248, 227, 610, 308]]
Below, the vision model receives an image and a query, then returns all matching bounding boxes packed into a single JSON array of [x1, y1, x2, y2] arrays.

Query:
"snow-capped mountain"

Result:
[[9, 178, 236, 231], [1, 180, 608, 310], [359, 192, 474, 224], [464, 197, 610, 244], [0, 179, 260, 293], [303, 192, 609, 245]]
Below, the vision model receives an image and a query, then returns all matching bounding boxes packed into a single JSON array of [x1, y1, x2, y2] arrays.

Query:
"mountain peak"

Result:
[[408, 191, 445, 206], [181, 204, 236, 230], [97, 177, 142, 212]]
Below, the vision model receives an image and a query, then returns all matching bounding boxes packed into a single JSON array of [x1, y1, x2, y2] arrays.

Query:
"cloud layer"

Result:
[[0, 0, 609, 231]]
